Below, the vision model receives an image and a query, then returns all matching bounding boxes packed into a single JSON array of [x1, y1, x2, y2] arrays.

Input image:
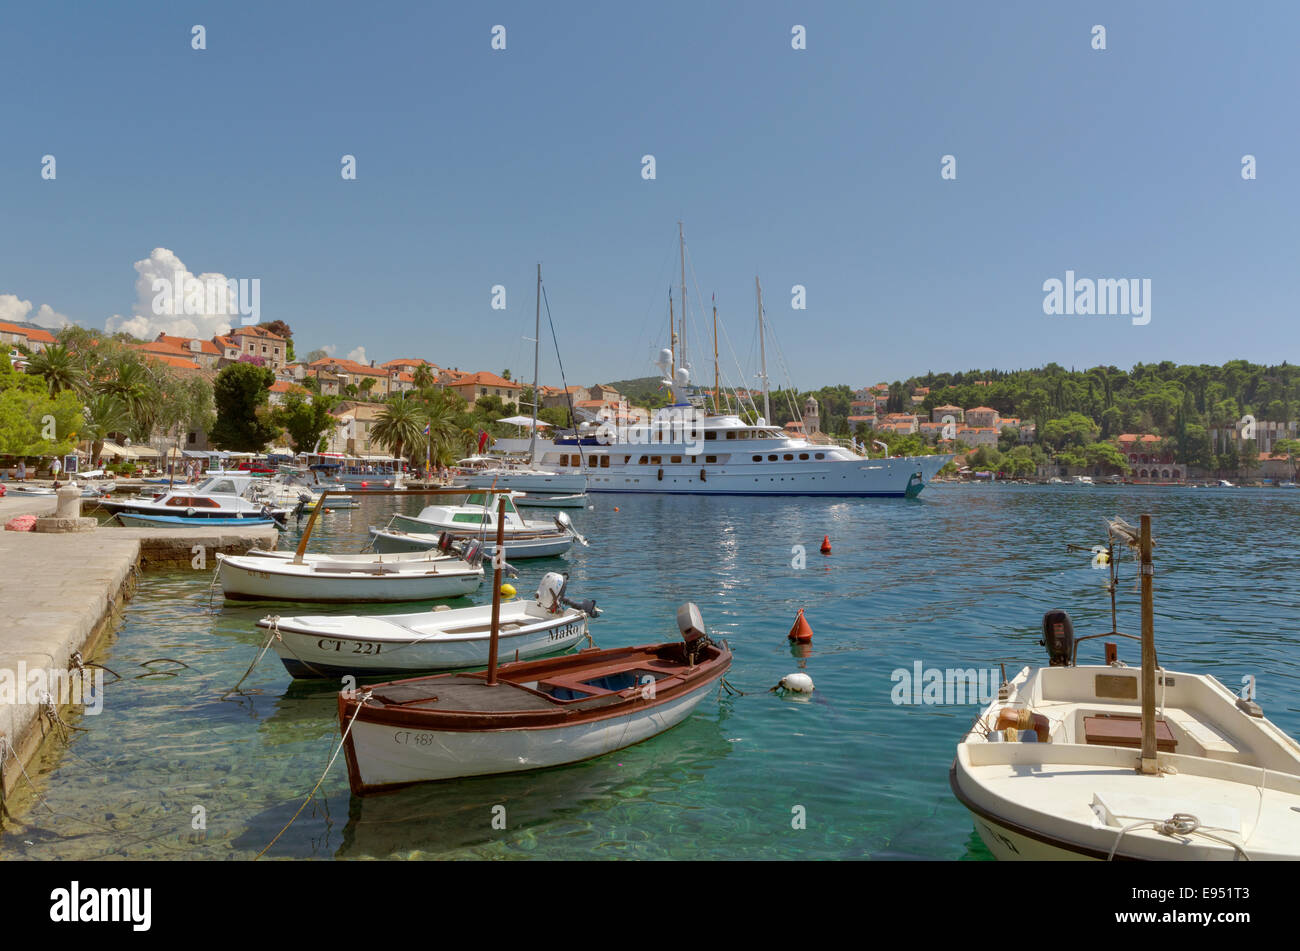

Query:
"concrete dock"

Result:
[[0, 492, 278, 798]]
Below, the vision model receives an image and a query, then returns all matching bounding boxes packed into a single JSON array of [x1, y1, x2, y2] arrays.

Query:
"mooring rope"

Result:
[[227, 619, 281, 694], [255, 690, 372, 860], [1107, 812, 1251, 861]]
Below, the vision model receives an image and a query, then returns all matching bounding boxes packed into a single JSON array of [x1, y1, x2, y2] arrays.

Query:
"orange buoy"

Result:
[[613, 507, 619, 512], [788, 608, 813, 643], [819, 535, 831, 554]]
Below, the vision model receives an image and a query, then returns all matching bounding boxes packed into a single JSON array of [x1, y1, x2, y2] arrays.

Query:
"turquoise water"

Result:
[[3, 486, 1298, 859]]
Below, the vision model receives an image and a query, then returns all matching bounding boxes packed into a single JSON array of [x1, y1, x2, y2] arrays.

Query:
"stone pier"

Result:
[[0, 492, 278, 797]]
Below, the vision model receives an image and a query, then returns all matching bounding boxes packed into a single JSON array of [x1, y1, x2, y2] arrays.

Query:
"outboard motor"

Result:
[[553, 512, 588, 546], [677, 602, 713, 665], [462, 540, 483, 567], [1040, 610, 1075, 667], [535, 571, 600, 617], [436, 531, 454, 553]]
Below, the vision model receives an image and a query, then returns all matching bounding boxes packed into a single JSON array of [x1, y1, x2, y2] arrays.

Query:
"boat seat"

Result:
[[1083, 714, 1177, 753], [1163, 709, 1240, 758]]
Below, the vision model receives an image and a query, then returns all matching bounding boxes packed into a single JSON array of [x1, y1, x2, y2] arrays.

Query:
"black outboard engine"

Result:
[[1040, 610, 1074, 667], [436, 531, 454, 553], [462, 540, 483, 567]]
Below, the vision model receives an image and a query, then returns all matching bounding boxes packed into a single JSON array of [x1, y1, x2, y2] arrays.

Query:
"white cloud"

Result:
[[0, 295, 72, 330], [321, 344, 337, 356], [104, 248, 240, 341], [347, 346, 367, 364], [0, 294, 33, 324]]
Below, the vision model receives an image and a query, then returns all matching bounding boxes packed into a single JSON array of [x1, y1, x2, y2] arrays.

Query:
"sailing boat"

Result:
[[459, 264, 587, 495], [338, 497, 732, 794], [951, 515, 1300, 860], [539, 225, 952, 497]]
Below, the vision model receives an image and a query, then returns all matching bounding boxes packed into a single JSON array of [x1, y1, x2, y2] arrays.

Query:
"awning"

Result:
[[132, 445, 161, 458], [497, 415, 553, 428], [99, 441, 139, 459]]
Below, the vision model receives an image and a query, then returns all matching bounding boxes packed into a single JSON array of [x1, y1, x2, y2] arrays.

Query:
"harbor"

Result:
[[1, 483, 1297, 859]]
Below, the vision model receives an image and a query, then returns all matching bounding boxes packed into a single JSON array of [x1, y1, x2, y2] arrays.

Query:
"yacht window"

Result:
[[587, 457, 597, 467], [650, 456, 662, 465], [799, 453, 809, 460], [638, 455, 648, 465], [600, 456, 610, 468], [705, 455, 717, 464], [726, 431, 736, 439], [623, 456, 631, 464], [783, 454, 793, 461], [705, 431, 716, 440], [670, 455, 682, 464], [815, 453, 825, 460], [752, 455, 762, 462], [768, 455, 778, 461], [571, 456, 580, 467], [208, 480, 238, 494], [558, 455, 568, 466]]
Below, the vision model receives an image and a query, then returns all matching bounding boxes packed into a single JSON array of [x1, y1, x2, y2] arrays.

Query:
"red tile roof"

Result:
[[0, 321, 57, 344]]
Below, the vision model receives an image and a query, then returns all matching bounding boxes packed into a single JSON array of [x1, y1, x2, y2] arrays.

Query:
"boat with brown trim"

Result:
[[338, 603, 731, 794]]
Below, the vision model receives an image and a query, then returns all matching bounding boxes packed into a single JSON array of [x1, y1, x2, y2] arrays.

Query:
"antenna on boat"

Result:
[[486, 495, 508, 687], [668, 289, 676, 376]]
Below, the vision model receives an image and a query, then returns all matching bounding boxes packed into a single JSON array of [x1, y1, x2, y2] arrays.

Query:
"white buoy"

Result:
[[777, 672, 815, 700]]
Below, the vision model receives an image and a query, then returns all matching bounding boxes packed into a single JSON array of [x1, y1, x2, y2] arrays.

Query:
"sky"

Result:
[[2, 2, 1297, 391]]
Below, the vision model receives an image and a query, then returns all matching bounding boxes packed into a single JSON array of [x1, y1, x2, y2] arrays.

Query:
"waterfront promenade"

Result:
[[0, 492, 276, 798]]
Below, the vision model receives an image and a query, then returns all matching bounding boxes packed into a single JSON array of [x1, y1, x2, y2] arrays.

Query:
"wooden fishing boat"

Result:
[[215, 551, 482, 603], [951, 516, 1300, 860], [337, 496, 730, 794], [256, 572, 596, 678]]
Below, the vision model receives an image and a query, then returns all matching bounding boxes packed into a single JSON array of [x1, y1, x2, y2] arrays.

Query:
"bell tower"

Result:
[[804, 395, 820, 435]]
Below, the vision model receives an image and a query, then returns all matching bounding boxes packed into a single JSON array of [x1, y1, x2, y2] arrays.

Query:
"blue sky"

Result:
[[2, 2, 1296, 390]]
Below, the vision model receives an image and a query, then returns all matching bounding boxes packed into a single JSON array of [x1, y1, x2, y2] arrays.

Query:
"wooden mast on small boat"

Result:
[[485, 495, 508, 686], [1139, 513, 1158, 774], [528, 263, 541, 465]]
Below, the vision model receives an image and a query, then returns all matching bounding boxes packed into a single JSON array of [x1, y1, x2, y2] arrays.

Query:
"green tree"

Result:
[[0, 354, 83, 457], [25, 344, 85, 396], [209, 362, 278, 451], [371, 395, 425, 462], [80, 393, 130, 463], [272, 390, 334, 453]]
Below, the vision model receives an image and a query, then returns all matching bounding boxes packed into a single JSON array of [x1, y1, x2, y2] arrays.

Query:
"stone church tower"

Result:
[[804, 395, 820, 435]]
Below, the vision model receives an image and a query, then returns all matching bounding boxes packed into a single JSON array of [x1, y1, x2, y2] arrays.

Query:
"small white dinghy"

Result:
[[215, 550, 483, 603], [952, 516, 1300, 861], [256, 572, 598, 678]]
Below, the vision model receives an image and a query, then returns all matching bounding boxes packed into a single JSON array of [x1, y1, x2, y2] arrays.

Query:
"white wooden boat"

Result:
[[244, 548, 460, 566], [256, 572, 596, 678], [389, 490, 564, 535], [952, 517, 1300, 860], [338, 602, 730, 793], [216, 551, 482, 603]]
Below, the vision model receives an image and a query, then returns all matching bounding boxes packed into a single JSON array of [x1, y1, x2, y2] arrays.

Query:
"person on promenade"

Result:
[[17, 460, 26, 481]]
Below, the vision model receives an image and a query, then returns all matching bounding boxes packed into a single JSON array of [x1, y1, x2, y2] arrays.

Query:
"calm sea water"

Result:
[[3, 485, 1298, 860]]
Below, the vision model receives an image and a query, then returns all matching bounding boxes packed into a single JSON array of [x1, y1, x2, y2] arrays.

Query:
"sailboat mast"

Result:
[[712, 295, 721, 415], [669, 290, 677, 375], [1139, 514, 1158, 775], [756, 277, 770, 423], [678, 222, 687, 374], [529, 264, 541, 462]]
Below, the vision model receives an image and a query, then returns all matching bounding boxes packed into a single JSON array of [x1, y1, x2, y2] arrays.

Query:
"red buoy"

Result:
[[788, 608, 813, 643], [820, 535, 831, 554]]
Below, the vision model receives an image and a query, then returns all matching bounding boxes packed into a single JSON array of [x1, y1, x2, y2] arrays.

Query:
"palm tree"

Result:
[[26, 344, 85, 396], [412, 364, 435, 392], [371, 396, 425, 463], [421, 399, 462, 466], [98, 356, 162, 442], [81, 394, 130, 464]]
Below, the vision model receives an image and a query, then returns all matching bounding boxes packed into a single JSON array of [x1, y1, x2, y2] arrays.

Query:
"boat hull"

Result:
[[580, 453, 951, 497], [117, 514, 279, 528], [267, 612, 588, 678], [369, 527, 572, 558], [217, 557, 482, 603], [461, 471, 587, 493], [342, 674, 719, 792]]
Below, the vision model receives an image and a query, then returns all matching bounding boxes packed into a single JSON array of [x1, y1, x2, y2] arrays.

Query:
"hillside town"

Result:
[[2, 318, 1298, 485]]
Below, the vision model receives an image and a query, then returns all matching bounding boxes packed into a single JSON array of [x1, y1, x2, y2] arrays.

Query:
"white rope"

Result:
[[256, 689, 372, 859], [1107, 812, 1251, 861]]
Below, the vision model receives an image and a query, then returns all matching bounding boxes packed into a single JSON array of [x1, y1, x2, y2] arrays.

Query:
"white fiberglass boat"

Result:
[[215, 550, 483, 603], [383, 490, 583, 557], [256, 572, 597, 678], [95, 474, 294, 520], [952, 518, 1300, 861]]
